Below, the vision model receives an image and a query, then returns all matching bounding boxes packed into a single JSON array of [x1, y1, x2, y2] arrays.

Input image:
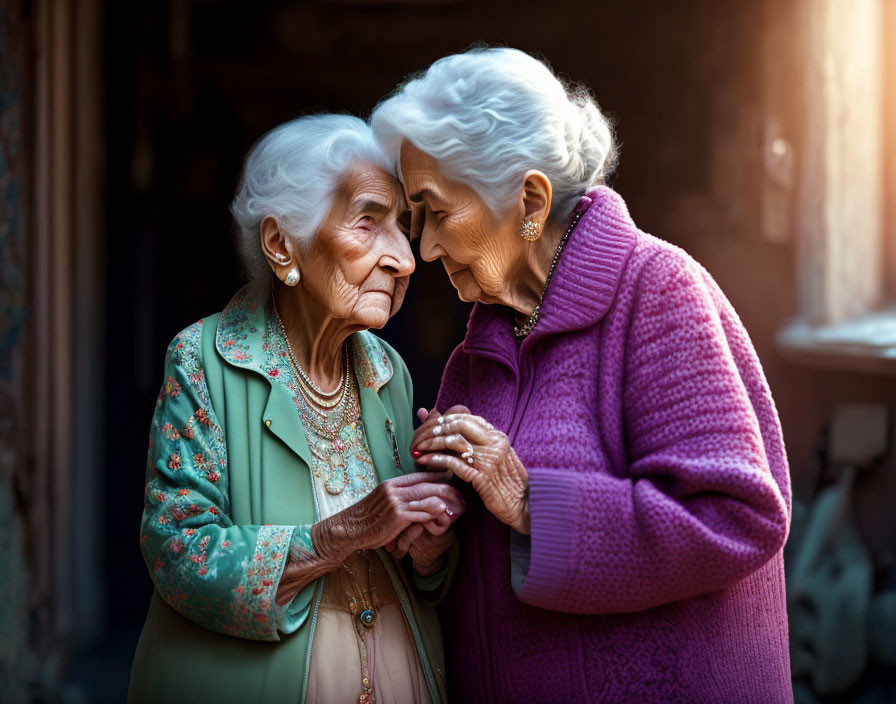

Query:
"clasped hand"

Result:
[[317, 469, 464, 577], [410, 405, 530, 535], [277, 471, 463, 606]]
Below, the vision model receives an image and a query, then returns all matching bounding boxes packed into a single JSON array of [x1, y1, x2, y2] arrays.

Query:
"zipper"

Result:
[[375, 549, 441, 704]]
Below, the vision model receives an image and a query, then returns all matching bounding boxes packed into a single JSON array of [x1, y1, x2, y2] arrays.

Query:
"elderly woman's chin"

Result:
[[353, 292, 398, 329], [447, 268, 482, 303]]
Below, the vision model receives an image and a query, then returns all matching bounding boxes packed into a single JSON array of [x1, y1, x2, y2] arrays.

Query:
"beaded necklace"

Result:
[[270, 293, 369, 496], [271, 291, 347, 410], [513, 208, 585, 339]]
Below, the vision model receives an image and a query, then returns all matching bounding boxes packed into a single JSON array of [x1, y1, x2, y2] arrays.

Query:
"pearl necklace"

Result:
[[513, 209, 585, 339], [271, 292, 347, 409]]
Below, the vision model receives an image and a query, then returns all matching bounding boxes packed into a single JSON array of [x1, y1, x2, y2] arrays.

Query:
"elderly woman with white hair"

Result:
[[372, 48, 794, 703], [128, 114, 460, 704]]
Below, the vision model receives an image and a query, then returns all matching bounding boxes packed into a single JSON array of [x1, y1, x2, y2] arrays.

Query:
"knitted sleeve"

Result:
[[517, 250, 790, 613]]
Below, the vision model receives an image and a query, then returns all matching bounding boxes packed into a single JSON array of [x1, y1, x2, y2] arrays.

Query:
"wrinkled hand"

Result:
[[411, 405, 471, 460], [311, 471, 456, 564], [389, 525, 456, 576], [276, 471, 454, 606], [414, 412, 530, 535], [387, 421, 465, 574], [381, 406, 471, 575]]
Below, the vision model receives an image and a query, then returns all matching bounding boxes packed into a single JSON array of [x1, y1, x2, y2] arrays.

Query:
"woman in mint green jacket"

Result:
[[128, 115, 461, 704]]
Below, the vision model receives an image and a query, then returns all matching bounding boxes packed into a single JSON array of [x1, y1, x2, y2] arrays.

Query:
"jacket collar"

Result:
[[215, 286, 393, 390], [462, 186, 638, 362], [214, 287, 396, 469]]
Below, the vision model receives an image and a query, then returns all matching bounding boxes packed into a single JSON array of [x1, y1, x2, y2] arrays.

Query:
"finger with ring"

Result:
[[415, 452, 477, 483], [418, 432, 470, 455], [433, 415, 491, 444]]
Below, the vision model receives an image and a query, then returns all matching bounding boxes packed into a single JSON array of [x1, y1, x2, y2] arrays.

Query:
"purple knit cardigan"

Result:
[[436, 187, 793, 703]]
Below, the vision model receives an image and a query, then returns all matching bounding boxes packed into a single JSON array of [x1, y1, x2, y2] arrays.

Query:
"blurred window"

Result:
[[777, 0, 896, 371]]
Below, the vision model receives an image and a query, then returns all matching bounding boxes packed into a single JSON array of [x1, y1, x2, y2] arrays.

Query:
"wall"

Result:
[[46, 0, 896, 699]]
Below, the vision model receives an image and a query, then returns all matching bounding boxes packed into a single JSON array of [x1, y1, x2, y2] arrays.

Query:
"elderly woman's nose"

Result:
[[378, 229, 416, 276], [380, 252, 415, 277], [418, 225, 442, 263]]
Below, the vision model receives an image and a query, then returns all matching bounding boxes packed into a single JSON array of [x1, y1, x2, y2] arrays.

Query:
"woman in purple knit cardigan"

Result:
[[371, 47, 793, 703]]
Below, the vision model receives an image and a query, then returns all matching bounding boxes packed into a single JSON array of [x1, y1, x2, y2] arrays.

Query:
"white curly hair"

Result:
[[231, 114, 392, 296], [370, 47, 617, 223]]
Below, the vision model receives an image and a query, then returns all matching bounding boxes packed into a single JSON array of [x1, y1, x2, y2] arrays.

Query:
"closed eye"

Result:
[[427, 204, 447, 224]]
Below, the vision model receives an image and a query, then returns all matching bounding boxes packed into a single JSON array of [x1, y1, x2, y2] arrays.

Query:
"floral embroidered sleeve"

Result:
[[139, 322, 315, 641]]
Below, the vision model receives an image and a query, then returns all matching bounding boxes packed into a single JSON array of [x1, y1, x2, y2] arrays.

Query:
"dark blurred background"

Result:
[[2, 0, 896, 702]]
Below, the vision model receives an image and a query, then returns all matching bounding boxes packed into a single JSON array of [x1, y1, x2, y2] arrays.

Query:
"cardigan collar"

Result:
[[462, 186, 638, 361], [214, 286, 393, 391]]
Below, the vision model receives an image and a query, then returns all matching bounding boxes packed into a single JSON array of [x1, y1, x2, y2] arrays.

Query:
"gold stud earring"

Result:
[[284, 268, 300, 286], [520, 219, 543, 242]]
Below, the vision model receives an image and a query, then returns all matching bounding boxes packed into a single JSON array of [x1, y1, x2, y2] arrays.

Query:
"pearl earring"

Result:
[[284, 268, 300, 286], [520, 219, 543, 242]]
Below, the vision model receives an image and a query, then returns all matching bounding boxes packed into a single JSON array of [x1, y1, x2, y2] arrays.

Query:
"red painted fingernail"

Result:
[[411, 449, 423, 459]]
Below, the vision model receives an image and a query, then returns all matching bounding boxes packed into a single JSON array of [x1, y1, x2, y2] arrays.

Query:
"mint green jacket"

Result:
[[128, 288, 452, 704]]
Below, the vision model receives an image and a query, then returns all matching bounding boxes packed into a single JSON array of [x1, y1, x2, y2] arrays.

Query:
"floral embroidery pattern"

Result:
[[215, 290, 392, 391], [134, 290, 403, 641], [162, 376, 181, 399], [140, 319, 299, 641], [227, 524, 295, 638], [352, 331, 394, 391], [216, 288, 256, 365]]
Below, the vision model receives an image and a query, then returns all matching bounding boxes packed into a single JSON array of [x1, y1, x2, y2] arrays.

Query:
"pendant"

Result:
[[324, 454, 349, 494]]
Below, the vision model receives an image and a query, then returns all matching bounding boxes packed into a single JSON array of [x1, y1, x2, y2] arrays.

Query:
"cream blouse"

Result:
[[270, 323, 430, 704]]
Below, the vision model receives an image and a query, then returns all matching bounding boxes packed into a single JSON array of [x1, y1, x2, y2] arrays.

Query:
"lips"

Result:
[[445, 265, 469, 277]]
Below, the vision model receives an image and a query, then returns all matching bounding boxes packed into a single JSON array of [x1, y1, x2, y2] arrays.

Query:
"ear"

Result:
[[518, 170, 553, 224], [259, 216, 300, 277]]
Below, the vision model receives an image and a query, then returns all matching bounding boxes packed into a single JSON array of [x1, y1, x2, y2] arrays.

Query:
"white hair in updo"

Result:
[[231, 114, 391, 295], [370, 47, 617, 223]]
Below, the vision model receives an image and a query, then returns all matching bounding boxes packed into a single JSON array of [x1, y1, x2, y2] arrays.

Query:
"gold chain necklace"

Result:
[[342, 553, 378, 703], [292, 346, 350, 414], [296, 370, 360, 496], [270, 292, 358, 495], [514, 209, 585, 339], [272, 291, 347, 410]]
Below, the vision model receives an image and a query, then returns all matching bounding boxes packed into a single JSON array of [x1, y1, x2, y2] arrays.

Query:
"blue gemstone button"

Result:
[[359, 609, 377, 628]]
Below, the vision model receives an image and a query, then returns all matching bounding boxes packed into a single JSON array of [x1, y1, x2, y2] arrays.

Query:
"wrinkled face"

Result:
[[399, 141, 522, 304], [299, 165, 414, 329]]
